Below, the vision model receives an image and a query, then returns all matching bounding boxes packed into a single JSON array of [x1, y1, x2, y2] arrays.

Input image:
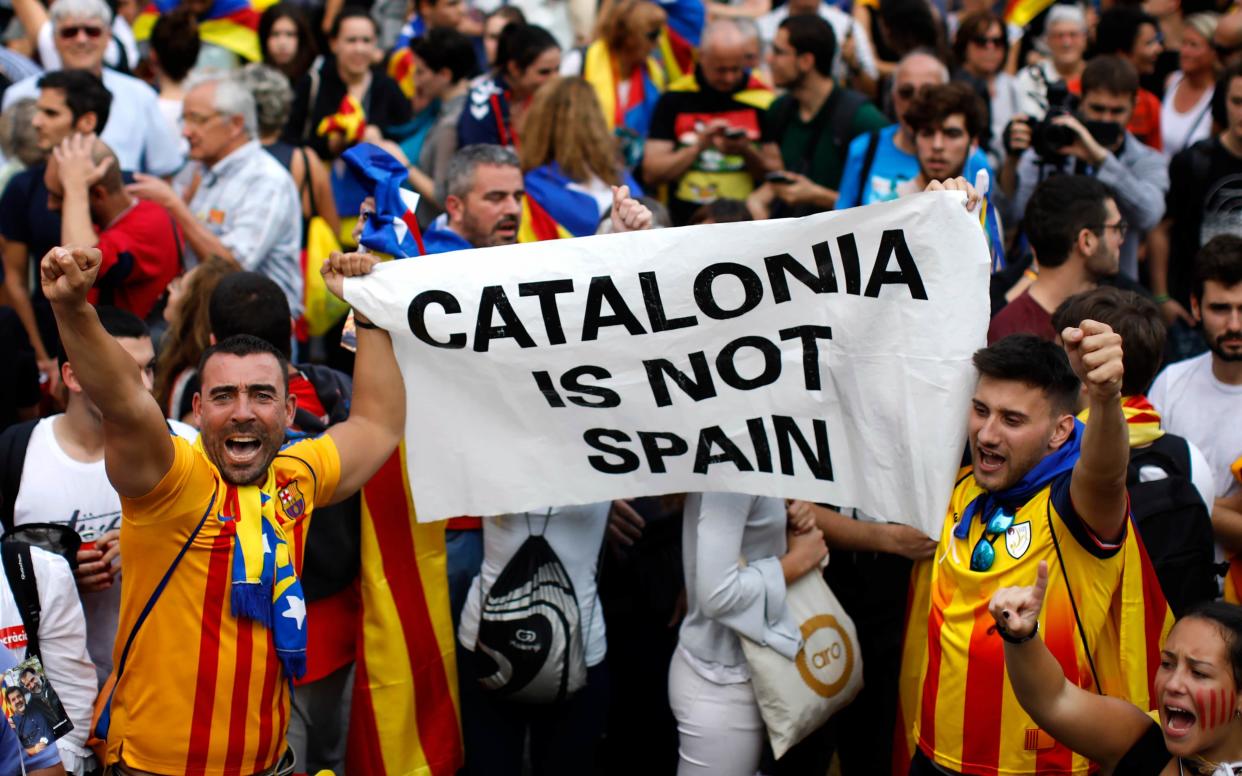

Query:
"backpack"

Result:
[[473, 516, 587, 704], [1126, 434, 1221, 617], [0, 420, 36, 534]]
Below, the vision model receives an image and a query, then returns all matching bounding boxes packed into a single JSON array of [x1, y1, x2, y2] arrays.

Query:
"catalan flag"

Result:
[[1004, 0, 1056, 28], [318, 95, 368, 146], [346, 445, 463, 776], [582, 40, 665, 137], [388, 15, 425, 99], [655, 0, 705, 83], [517, 163, 642, 242], [132, 0, 276, 62], [1224, 455, 1242, 604]]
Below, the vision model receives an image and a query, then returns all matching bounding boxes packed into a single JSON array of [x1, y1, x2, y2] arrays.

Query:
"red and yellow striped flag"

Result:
[[346, 444, 463, 775]]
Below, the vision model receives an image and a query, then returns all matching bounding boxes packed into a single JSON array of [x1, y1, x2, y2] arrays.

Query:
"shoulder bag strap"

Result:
[[1046, 497, 1102, 693], [2, 542, 40, 659]]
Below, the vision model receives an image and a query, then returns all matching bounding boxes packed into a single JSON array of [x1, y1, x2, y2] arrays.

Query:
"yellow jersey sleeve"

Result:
[[278, 434, 341, 509], [121, 436, 217, 527]]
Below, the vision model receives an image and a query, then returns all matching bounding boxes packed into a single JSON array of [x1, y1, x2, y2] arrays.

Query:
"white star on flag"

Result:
[[262, 533, 272, 554], [282, 596, 306, 630], [391, 188, 421, 247]]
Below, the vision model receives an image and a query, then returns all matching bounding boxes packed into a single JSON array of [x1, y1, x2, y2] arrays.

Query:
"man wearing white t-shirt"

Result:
[[1148, 235, 1242, 550], [0, 308, 195, 697], [1, 0, 182, 177]]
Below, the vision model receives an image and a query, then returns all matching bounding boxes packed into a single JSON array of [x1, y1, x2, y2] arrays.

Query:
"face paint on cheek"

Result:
[[1198, 689, 1211, 730]]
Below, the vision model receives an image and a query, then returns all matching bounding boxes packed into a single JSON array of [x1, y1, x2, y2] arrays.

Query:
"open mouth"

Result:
[[977, 448, 1006, 473], [1164, 704, 1197, 737], [223, 436, 263, 463]]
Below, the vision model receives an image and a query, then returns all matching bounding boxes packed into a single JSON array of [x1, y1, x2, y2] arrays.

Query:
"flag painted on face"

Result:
[[341, 144, 426, 258]]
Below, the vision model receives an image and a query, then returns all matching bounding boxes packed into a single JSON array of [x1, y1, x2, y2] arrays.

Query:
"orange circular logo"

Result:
[[795, 614, 854, 698]]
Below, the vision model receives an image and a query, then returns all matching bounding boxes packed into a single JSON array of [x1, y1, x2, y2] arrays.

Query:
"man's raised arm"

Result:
[[1064, 319, 1128, 543], [40, 247, 174, 497], [321, 252, 406, 503]]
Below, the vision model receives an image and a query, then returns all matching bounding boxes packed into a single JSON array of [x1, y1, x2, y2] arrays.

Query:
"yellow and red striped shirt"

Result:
[[107, 435, 339, 775], [902, 470, 1156, 776]]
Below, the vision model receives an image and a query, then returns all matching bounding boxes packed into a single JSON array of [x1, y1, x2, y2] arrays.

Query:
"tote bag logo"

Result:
[[795, 614, 855, 698]]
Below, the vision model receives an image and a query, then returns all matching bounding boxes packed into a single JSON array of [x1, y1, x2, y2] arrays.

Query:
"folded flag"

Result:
[[388, 14, 425, 99], [656, 0, 705, 83], [519, 163, 642, 242], [342, 144, 425, 258], [133, 0, 274, 61], [318, 95, 368, 145], [1004, 0, 1055, 27]]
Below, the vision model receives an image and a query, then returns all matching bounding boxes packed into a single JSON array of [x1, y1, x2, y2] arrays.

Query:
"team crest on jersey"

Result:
[[278, 481, 305, 519], [1005, 521, 1032, 560]]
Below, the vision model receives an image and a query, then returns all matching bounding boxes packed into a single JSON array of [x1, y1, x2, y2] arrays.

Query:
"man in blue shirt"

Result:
[[836, 50, 990, 209]]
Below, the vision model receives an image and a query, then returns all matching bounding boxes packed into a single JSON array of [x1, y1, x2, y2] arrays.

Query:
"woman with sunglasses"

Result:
[[992, 566, 1242, 775], [953, 11, 1019, 167]]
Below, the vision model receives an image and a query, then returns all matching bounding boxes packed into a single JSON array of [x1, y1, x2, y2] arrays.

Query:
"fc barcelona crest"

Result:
[[278, 481, 306, 519]]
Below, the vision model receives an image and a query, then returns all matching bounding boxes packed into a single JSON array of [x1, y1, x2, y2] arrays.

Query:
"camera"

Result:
[[1004, 82, 1124, 160]]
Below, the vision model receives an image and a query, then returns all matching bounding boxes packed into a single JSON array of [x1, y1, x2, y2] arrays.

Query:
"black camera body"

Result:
[[1004, 81, 1125, 160]]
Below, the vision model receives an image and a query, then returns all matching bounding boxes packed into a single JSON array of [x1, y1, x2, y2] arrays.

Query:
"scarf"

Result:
[[1076, 395, 1165, 448], [953, 419, 1084, 541], [317, 95, 367, 145], [197, 438, 308, 681]]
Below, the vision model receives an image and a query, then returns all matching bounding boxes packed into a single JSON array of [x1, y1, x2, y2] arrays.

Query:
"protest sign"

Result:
[[343, 191, 990, 534]]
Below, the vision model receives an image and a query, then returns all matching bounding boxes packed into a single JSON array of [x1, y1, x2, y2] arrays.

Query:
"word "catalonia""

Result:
[[407, 230, 927, 352]]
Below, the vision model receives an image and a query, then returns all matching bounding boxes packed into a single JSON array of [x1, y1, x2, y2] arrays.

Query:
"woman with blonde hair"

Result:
[[153, 257, 237, 424], [1162, 12, 1220, 156], [562, 0, 668, 168], [517, 76, 642, 239]]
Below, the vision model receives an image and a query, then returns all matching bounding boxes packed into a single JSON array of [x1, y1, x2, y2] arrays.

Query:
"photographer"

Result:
[[1002, 56, 1168, 283]]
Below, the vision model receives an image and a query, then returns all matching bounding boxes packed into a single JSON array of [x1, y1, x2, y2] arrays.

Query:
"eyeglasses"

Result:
[[58, 24, 105, 39], [1093, 219, 1129, 238], [179, 111, 222, 128], [896, 84, 918, 100], [971, 35, 1006, 48], [969, 508, 1014, 572]]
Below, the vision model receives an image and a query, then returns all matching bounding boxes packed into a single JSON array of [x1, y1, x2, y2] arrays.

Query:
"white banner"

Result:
[[344, 191, 990, 534]]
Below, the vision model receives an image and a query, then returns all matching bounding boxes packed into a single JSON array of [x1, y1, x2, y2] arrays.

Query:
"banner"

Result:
[[343, 192, 990, 535]]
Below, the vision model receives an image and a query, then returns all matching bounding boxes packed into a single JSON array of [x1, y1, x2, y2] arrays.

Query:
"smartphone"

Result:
[[765, 171, 796, 185]]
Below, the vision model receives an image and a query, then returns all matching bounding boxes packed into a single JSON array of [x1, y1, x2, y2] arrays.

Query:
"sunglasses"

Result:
[[969, 508, 1014, 572], [971, 35, 1005, 48], [645, 28, 662, 42], [58, 24, 105, 39], [1216, 41, 1242, 59]]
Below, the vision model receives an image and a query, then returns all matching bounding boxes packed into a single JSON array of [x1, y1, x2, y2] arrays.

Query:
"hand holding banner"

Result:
[[343, 192, 990, 534]]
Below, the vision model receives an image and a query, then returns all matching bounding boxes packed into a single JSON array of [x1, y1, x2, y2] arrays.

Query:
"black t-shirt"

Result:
[[0, 164, 61, 302], [647, 71, 777, 225], [0, 306, 39, 432], [285, 58, 413, 160], [1165, 136, 1242, 308], [1114, 719, 1169, 775]]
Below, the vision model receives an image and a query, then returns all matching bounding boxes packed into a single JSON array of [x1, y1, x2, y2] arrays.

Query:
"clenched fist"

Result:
[[40, 246, 101, 307], [1061, 319, 1124, 402]]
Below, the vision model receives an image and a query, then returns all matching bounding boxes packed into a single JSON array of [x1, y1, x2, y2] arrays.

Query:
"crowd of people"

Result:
[[0, 0, 1240, 773]]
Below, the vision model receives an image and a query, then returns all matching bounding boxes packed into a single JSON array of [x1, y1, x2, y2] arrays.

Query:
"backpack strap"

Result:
[[2, 541, 40, 660], [94, 482, 220, 742], [299, 60, 324, 143], [851, 128, 883, 207], [0, 419, 38, 535]]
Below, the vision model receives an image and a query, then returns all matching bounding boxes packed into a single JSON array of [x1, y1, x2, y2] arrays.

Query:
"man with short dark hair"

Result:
[[898, 81, 988, 192], [903, 325, 1148, 776], [40, 241, 404, 775], [989, 175, 1124, 343], [748, 13, 888, 216], [1149, 235, 1242, 587], [1006, 55, 1168, 282], [642, 19, 781, 224], [0, 68, 111, 391], [45, 134, 181, 321], [397, 28, 476, 198]]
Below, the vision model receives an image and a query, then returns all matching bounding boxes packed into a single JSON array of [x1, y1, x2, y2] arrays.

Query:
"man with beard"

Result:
[[988, 175, 1123, 343], [894, 81, 987, 195], [420, 144, 524, 252], [1149, 235, 1242, 587], [40, 244, 402, 776]]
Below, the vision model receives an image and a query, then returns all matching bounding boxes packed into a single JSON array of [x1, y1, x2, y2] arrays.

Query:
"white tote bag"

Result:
[[739, 567, 863, 758]]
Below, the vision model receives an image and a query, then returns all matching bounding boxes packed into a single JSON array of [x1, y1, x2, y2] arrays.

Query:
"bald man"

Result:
[[642, 19, 782, 224], [1215, 12, 1242, 68], [45, 134, 183, 320]]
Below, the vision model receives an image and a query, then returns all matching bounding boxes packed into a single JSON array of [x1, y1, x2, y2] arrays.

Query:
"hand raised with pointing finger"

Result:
[[1061, 319, 1124, 402], [988, 560, 1048, 641], [40, 246, 101, 307]]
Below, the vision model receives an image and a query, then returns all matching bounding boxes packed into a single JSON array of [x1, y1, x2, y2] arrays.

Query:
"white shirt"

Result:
[[1161, 72, 1214, 158], [458, 503, 609, 666], [2, 67, 184, 176], [0, 544, 96, 774], [757, 3, 878, 82], [1149, 352, 1242, 500]]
